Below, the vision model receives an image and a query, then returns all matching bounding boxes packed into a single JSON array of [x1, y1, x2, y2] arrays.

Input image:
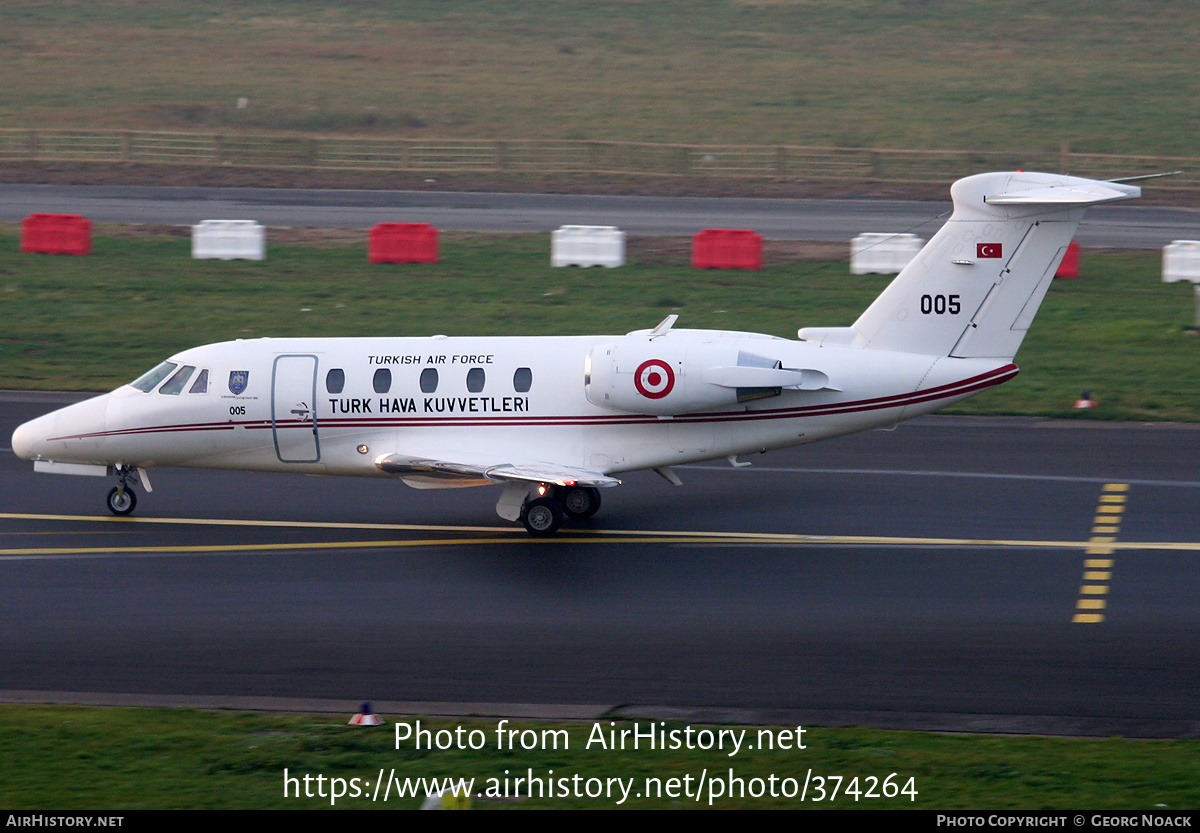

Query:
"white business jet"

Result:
[[11, 171, 1139, 534]]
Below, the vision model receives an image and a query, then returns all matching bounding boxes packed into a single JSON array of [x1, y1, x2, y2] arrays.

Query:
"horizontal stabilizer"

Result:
[[984, 177, 1140, 206]]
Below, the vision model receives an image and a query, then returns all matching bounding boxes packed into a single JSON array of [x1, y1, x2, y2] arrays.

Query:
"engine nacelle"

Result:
[[585, 339, 831, 415]]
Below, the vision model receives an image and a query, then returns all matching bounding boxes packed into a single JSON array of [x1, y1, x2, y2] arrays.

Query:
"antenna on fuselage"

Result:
[[649, 314, 679, 339]]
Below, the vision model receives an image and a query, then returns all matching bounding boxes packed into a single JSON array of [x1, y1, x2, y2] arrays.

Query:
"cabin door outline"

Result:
[[271, 354, 321, 463]]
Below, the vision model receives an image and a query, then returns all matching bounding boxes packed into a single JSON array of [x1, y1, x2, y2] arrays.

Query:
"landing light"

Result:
[[357, 445, 369, 454]]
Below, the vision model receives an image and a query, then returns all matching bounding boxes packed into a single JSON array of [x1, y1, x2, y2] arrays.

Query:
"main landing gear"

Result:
[[105, 465, 145, 516], [519, 485, 602, 535]]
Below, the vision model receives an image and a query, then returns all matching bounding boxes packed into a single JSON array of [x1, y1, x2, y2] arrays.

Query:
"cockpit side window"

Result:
[[130, 361, 178, 393], [159, 365, 196, 395], [188, 368, 209, 394]]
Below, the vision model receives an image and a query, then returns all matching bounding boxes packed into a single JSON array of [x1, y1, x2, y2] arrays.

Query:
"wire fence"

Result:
[[1, 129, 1196, 193]]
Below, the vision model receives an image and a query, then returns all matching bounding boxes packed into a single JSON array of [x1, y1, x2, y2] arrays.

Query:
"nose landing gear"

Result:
[[104, 465, 146, 516], [106, 484, 137, 516]]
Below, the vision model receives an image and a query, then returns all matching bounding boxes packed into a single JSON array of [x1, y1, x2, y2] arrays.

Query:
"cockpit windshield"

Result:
[[158, 365, 196, 395], [129, 361, 178, 393]]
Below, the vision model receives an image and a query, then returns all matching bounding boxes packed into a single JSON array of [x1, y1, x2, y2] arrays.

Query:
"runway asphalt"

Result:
[[1, 183, 1197, 247], [3, 393, 1198, 737]]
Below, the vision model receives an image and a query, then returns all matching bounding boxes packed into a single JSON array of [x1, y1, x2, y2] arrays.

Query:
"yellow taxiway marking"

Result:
[[0, 512, 515, 535], [1073, 483, 1129, 624], [1, 509, 1198, 558]]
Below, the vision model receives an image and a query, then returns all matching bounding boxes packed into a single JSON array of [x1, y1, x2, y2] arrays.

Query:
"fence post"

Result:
[[1060, 140, 1070, 174], [676, 146, 690, 175], [495, 140, 508, 171], [775, 146, 787, 177], [27, 130, 37, 160]]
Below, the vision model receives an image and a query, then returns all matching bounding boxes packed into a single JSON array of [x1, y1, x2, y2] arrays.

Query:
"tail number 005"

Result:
[[920, 294, 960, 315]]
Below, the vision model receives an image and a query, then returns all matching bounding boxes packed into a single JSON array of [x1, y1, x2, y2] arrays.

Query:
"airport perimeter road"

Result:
[[2, 394, 1198, 737], [0, 184, 1196, 247]]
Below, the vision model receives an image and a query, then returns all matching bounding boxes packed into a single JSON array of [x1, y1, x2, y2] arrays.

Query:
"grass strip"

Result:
[[2, 229, 1198, 420], [2, 1, 1199, 157], [1, 705, 1197, 810]]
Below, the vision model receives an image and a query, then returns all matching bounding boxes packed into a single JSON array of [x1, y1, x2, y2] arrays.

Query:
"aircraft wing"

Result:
[[483, 462, 621, 488], [374, 453, 621, 488]]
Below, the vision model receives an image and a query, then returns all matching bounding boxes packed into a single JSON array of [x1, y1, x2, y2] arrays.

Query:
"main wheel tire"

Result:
[[561, 486, 601, 520], [521, 497, 564, 536], [106, 486, 137, 516]]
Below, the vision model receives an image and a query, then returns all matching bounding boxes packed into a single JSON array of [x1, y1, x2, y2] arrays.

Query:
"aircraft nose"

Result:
[[10, 394, 111, 462], [11, 414, 53, 460]]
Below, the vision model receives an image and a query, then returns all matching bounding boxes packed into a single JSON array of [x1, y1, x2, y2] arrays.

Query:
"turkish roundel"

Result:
[[634, 359, 675, 399], [977, 243, 1003, 258]]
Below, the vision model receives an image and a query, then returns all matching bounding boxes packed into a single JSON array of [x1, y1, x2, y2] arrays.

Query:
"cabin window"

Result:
[[373, 368, 392, 393], [420, 367, 439, 393], [466, 367, 485, 393], [188, 369, 209, 394], [325, 368, 345, 394], [159, 365, 196, 395], [513, 366, 533, 393], [130, 361, 177, 393]]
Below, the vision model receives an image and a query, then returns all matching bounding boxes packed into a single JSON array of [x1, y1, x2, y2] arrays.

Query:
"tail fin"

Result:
[[848, 172, 1140, 359]]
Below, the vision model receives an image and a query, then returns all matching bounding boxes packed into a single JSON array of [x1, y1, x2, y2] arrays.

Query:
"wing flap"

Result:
[[484, 462, 621, 488], [374, 453, 620, 488]]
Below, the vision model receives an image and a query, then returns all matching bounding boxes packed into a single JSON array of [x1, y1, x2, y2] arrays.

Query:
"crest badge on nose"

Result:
[[228, 371, 249, 395]]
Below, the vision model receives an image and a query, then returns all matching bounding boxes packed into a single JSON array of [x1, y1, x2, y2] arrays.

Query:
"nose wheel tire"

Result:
[[561, 486, 601, 520], [106, 486, 137, 516], [521, 497, 564, 535]]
